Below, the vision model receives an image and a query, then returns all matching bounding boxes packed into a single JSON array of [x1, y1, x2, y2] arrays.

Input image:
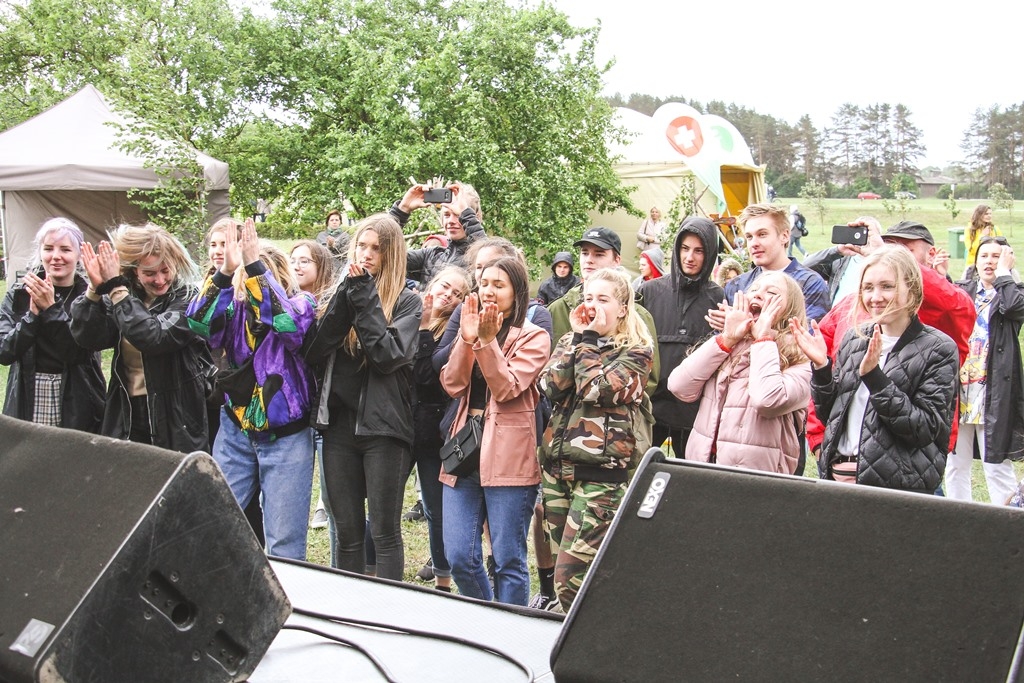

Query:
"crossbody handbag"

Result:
[[440, 413, 483, 477]]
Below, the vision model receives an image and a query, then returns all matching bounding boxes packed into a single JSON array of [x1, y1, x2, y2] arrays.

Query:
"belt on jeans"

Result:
[[835, 455, 858, 463], [546, 462, 629, 483]]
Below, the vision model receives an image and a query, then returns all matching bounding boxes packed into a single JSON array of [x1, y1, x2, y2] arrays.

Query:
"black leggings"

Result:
[[321, 409, 411, 580]]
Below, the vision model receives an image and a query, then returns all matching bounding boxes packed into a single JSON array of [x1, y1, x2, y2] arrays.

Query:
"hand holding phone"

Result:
[[831, 225, 868, 246], [423, 187, 453, 204]]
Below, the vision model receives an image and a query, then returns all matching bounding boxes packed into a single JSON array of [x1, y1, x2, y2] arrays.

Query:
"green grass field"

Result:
[[3, 196, 1023, 590]]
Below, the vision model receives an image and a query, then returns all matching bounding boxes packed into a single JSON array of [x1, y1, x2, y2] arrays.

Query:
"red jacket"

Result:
[[439, 322, 550, 487]]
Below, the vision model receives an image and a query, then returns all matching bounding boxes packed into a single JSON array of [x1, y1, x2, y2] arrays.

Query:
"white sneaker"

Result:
[[310, 508, 328, 529]]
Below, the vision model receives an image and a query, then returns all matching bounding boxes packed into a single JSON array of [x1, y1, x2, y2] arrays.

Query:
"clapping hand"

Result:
[[460, 293, 480, 344], [720, 291, 753, 348], [420, 291, 434, 330], [81, 241, 121, 289], [477, 299, 503, 345], [240, 218, 260, 267], [859, 324, 883, 376], [789, 317, 828, 369], [22, 271, 54, 314], [705, 300, 728, 332]]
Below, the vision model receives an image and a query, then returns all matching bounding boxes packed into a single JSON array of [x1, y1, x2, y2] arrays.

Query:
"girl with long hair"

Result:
[[792, 245, 959, 492], [439, 256, 551, 605], [964, 204, 1002, 273], [70, 223, 210, 452], [414, 265, 471, 590], [946, 237, 1024, 503], [668, 271, 811, 474], [539, 267, 654, 611], [0, 217, 104, 432], [304, 214, 422, 579], [187, 218, 317, 560]]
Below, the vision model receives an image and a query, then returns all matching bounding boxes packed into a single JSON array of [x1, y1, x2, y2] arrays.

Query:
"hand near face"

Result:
[[859, 324, 883, 376], [751, 292, 783, 340], [420, 291, 434, 330], [221, 229, 242, 275], [23, 272, 54, 314], [346, 261, 366, 278], [447, 183, 469, 216], [998, 244, 1015, 272], [460, 293, 480, 344], [838, 217, 884, 258], [398, 182, 430, 213], [789, 317, 828, 369], [569, 302, 591, 335], [477, 300, 503, 345], [721, 291, 753, 348], [96, 241, 121, 282], [80, 242, 104, 289], [705, 300, 727, 332], [930, 247, 950, 277]]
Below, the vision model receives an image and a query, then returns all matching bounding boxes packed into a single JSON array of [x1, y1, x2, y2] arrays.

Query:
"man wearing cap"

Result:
[[548, 227, 660, 396]]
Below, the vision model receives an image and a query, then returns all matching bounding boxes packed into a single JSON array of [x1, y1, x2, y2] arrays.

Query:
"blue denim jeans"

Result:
[[212, 410, 314, 560], [442, 475, 535, 605], [413, 443, 452, 578]]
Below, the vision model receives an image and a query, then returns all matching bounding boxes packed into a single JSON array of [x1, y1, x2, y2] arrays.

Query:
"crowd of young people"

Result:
[[2, 194, 1019, 616]]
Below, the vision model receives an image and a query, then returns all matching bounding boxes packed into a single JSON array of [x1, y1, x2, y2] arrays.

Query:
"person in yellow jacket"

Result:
[[964, 204, 1002, 273]]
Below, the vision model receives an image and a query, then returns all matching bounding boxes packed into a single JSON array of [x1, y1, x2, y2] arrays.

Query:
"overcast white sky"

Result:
[[545, 0, 1023, 169]]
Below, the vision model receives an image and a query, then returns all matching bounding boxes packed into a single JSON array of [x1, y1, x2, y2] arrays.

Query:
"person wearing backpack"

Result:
[[789, 205, 808, 258]]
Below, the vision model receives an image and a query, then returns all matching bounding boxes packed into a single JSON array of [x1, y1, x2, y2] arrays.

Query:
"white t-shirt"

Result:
[[837, 333, 899, 457]]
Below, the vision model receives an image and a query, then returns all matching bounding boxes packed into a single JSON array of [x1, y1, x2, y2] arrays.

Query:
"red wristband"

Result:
[[753, 336, 776, 344], [715, 335, 732, 353]]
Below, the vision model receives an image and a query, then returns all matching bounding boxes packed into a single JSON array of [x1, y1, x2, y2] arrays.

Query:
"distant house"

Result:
[[916, 173, 958, 199]]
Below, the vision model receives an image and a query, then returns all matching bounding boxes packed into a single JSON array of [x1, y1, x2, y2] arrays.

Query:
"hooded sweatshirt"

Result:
[[632, 247, 666, 290], [536, 251, 581, 305], [636, 217, 725, 430]]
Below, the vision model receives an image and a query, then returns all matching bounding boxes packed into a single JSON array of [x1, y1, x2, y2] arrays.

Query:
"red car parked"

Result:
[[857, 192, 881, 200]]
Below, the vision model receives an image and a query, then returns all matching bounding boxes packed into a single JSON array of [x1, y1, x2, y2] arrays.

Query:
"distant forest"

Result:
[[606, 93, 1024, 199]]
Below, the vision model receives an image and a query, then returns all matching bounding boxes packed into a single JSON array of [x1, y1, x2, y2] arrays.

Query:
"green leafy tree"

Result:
[[798, 179, 828, 234], [989, 182, 1015, 235], [250, 0, 633, 262]]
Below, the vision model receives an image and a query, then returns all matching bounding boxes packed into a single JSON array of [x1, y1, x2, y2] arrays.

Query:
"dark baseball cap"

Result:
[[573, 227, 621, 253], [882, 221, 934, 246]]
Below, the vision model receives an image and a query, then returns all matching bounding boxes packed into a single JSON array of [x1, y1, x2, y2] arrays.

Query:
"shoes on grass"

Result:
[[528, 593, 559, 611], [403, 500, 425, 522], [310, 508, 328, 529], [416, 559, 434, 581]]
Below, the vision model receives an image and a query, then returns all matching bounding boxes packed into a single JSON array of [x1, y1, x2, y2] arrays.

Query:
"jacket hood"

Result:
[[671, 216, 719, 290], [639, 247, 665, 278], [550, 251, 575, 274]]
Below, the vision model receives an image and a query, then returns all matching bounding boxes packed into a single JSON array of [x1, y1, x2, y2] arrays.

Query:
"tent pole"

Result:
[[0, 190, 7, 280]]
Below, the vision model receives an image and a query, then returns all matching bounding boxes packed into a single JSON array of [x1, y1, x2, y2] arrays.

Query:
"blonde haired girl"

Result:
[[668, 271, 811, 474], [304, 213, 422, 580], [539, 267, 654, 610]]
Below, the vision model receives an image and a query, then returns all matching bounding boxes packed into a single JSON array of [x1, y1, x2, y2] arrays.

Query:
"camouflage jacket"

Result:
[[539, 329, 654, 478]]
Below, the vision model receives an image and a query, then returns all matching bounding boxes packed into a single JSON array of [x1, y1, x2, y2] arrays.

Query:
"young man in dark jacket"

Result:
[[536, 251, 579, 305], [636, 217, 723, 455]]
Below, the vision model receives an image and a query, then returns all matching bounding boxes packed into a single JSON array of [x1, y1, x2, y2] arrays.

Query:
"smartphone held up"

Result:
[[831, 225, 868, 246]]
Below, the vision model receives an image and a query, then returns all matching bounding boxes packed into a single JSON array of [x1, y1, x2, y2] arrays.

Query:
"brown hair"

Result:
[[290, 239, 338, 302]]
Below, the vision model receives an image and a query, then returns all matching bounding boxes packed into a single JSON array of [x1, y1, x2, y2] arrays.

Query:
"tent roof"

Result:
[[0, 84, 229, 191]]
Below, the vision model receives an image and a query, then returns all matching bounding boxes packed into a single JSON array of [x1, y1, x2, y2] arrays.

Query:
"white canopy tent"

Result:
[[592, 107, 765, 262], [0, 84, 230, 280]]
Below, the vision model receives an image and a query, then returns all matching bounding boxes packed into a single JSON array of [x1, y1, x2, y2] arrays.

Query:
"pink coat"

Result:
[[439, 322, 550, 487], [667, 336, 810, 474]]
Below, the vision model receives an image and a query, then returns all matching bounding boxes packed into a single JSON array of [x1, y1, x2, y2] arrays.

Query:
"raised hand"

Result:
[[789, 317, 828, 369], [446, 182, 469, 216], [96, 241, 121, 282], [931, 247, 950, 277], [721, 291, 753, 348], [751, 292, 783, 340], [398, 179, 430, 213], [460, 293, 480, 344], [569, 302, 591, 335], [477, 300, 503, 344], [80, 242, 104, 289], [221, 228, 242, 275], [998, 244, 1015, 272], [859, 324, 883, 376], [22, 272, 54, 314], [240, 218, 260, 266], [705, 300, 728, 332], [420, 291, 434, 330]]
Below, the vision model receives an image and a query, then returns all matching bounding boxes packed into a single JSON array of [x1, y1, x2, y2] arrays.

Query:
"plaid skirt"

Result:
[[33, 372, 62, 427]]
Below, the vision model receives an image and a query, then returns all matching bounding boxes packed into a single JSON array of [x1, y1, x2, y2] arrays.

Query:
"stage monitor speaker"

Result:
[[551, 449, 1024, 683], [0, 416, 290, 683]]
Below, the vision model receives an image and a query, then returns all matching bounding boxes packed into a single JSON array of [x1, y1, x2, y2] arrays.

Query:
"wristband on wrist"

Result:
[[715, 335, 733, 353], [753, 336, 776, 344], [95, 275, 129, 296]]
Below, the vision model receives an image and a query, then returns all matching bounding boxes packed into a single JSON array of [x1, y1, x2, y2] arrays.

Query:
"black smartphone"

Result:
[[423, 187, 453, 203], [831, 225, 868, 246]]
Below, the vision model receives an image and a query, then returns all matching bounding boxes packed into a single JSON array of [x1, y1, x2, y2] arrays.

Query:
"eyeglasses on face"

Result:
[[290, 257, 314, 267]]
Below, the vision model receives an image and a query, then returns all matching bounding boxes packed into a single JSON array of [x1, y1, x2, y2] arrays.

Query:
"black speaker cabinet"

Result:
[[0, 416, 290, 683], [552, 449, 1024, 682]]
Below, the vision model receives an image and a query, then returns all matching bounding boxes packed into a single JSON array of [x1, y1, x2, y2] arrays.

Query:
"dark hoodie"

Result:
[[636, 217, 724, 431], [536, 251, 580, 306]]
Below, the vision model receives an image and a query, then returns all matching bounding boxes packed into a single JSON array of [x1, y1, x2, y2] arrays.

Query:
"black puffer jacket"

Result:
[[390, 203, 485, 287], [0, 273, 104, 433], [812, 316, 958, 492], [69, 283, 211, 453], [636, 217, 724, 430], [536, 251, 580, 305]]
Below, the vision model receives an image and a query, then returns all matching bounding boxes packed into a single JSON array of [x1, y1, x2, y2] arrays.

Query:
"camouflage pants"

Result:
[[541, 469, 627, 612]]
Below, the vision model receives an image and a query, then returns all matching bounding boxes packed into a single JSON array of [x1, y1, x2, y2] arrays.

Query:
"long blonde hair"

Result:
[[424, 266, 471, 340], [585, 268, 653, 351], [850, 244, 923, 334], [109, 223, 200, 289], [333, 214, 408, 357], [746, 271, 807, 370]]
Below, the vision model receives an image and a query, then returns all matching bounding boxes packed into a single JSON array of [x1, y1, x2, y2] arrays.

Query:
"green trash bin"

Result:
[[948, 227, 966, 259]]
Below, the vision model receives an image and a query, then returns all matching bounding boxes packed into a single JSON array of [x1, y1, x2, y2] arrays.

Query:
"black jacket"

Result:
[[636, 217, 724, 430], [0, 273, 104, 432], [536, 251, 580, 305], [69, 283, 211, 453], [813, 316, 958, 492], [305, 272, 421, 446], [956, 275, 1024, 462], [390, 203, 485, 288]]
